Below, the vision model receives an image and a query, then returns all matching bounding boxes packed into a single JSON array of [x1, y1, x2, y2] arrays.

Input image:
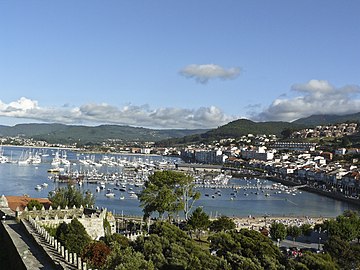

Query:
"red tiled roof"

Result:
[[5, 196, 52, 212]]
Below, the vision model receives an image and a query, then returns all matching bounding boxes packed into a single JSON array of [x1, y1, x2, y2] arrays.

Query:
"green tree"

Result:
[[269, 222, 287, 242], [103, 233, 130, 248], [27, 199, 43, 210], [48, 184, 95, 208], [208, 229, 284, 269], [139, 171, 199, 220], [209, 216, 236, 232], [323, 235, 360, 269], [300, 223, 313, 237], [56, 222, 69, 246], [187, 207, 210, 239], [287, 225, 302, 242], [133, 221, 229, 270], [103, 245, 154, 270], [64, 218, 91, 254], [298, 252, 338, 270]]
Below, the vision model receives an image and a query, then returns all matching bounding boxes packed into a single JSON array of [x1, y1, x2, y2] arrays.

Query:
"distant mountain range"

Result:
[[1, 112, 359, 145], [0, 123, 208, 145]]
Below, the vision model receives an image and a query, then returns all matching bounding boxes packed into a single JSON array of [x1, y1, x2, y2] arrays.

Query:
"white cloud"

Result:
[[0, 97, 236, 129], [179, 64, 241, 84], [256, 80, 360, 122]]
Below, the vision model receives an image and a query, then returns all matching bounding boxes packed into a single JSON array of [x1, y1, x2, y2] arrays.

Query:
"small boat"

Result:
[[129, 193, 138, 199], [35, 185, 42, 190], [105, 189, 115, 198], [95, 186, 100, 192], [119, 196, 125, 200], [41, 183, 48, 187], [105, 193, 115, 198]]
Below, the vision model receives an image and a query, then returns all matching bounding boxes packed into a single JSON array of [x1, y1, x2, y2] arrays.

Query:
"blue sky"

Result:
[[0, 1, 359, 129]]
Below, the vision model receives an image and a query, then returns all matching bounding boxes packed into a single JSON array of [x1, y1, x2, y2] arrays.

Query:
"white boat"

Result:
[[95, 186, 100, 192], [119, 196, 125, 200], [129, 193, 138, 199], [41, 183, 48, 187], [105, 192, 115, 198], [105, 189, 115, 198], [35, 185, 42, 190]]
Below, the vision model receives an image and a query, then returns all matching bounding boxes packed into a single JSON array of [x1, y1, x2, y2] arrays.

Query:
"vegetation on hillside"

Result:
[[157, 119, 304, 146], [0, 123, 207, 144], [40, 179, 360, 269]]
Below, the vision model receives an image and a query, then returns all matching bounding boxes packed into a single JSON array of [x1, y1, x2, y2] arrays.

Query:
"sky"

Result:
[[0, 1, 359, 129]]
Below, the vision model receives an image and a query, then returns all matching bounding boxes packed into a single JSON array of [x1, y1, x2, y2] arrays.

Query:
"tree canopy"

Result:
[[139, 170, 200, 220], [187, 207, 210, 239], [209, 216, 236, 232], [48, 184, 95, 208]]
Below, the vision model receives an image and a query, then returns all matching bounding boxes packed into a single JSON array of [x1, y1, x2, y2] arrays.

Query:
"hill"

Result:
[[293, 112, 360, 126], [0, 123, 208, 145], [156, 119, 304, 146]]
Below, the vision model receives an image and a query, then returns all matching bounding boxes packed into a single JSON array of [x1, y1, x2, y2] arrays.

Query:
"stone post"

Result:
[[61, 246, 65, 257], [73, 253, 77, 266], [65, 250, 68, 262], [82, 262, 87, 270], [54, 239, 58, 249], [77, 256, 82, 269], [69, 253, 73, 264]]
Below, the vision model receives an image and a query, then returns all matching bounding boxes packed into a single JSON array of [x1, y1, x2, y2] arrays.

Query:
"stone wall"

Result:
[[17, 205, 116, 240]]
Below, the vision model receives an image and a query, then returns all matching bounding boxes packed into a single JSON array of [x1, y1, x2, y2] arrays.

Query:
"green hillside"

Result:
[[157, 119, 304, 146], [0, 123, 208, 144], [293, 112, 360, 126]]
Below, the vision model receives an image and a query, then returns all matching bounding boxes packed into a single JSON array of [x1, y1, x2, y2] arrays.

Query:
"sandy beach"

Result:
[[232, 216, 328, 231]]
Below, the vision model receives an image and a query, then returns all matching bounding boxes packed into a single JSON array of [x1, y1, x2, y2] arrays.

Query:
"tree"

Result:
[[187, 207, 210, 239], [269, 222, 287, 242], [298, 252, 338, 270], [139, 171, 200, 220], [323, 235, 360, 269], [56, 222, 69, 246], [63, 218, 91, 254], [209, 216, 236, 232], [27, 199, 43, 210], [287, 225, 302, 242], [300, 223, 313, 237], [103, 245, 154, 270], [132, 221, 229, 270], [81, 241, 111, 269], [48, 184, 95, 208], [208, 229, 283, 269]]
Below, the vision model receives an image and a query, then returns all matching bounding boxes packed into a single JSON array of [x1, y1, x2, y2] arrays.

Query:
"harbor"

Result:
[[0, 146, 358, 218]]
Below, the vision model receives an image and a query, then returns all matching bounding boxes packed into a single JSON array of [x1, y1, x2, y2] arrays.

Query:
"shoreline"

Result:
[[266, 175, 360, 207], [232, 215, 328, 230]]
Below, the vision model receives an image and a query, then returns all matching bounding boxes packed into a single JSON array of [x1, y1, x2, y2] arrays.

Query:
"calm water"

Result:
[[0, 146, 357, 218]]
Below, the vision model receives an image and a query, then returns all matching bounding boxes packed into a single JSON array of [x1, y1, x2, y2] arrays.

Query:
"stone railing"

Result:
[[27, 216, 98, 270]]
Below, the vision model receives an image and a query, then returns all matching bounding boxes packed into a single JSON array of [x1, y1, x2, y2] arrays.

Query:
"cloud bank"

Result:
[[256, 80, 360, 122], [179, 64, 241, 84], [0, 97, 236, 129]]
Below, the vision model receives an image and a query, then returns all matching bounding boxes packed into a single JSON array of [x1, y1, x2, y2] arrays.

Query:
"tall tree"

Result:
[[139, 170, 200, 220], [187, 207, 210, 239], [48, 184, 95, 208], [269, 222, 287, 242], [287, 225, 302, 242]]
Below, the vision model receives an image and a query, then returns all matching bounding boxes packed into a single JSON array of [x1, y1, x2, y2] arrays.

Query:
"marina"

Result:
[[0, 146, 358, 218]]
